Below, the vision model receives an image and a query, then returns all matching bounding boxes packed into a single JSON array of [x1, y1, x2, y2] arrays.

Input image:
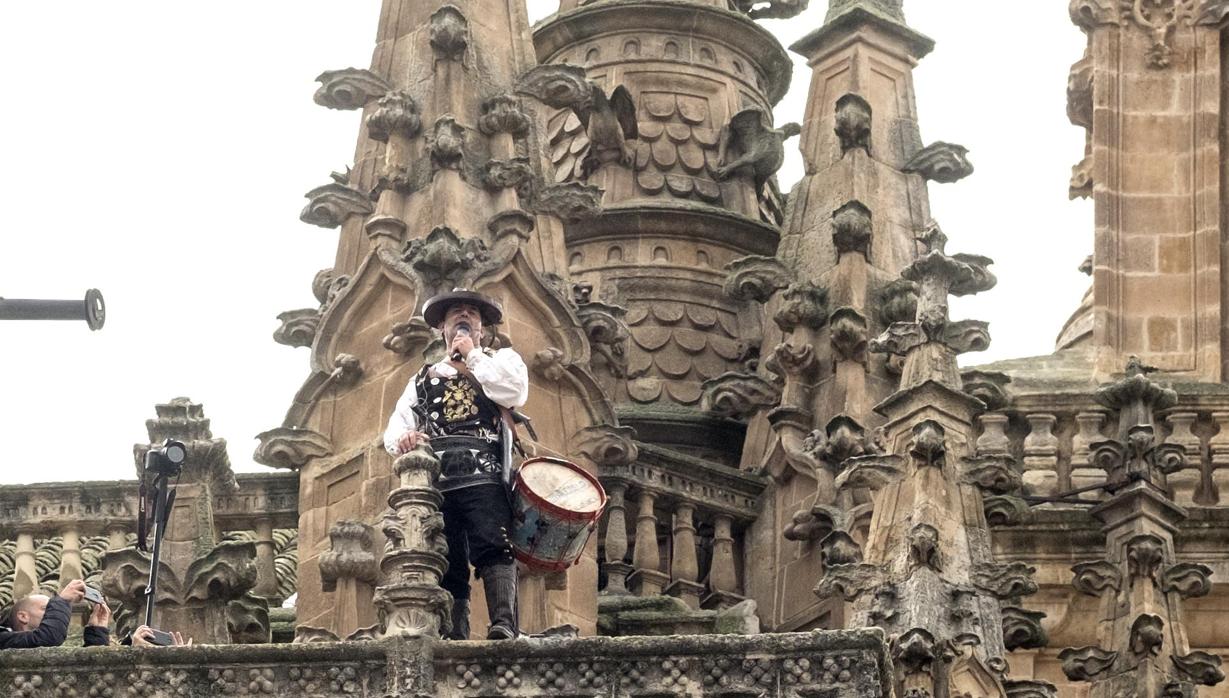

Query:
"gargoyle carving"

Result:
[[713, 108, 801, 196], [517, 64, 637, 176], [576, 301, 630, 377], [573, 424, 639, 468], [1071, 560, 1122, 596], [903, 142, 974, 183], [313, 68, 391, 110], [429, 5, 469, 63], [701, 372, 782, 419], [1058, 646, 1119, 682], [723, 255, 792, 303], [252, 426, 332, 470], [834, 93, 872, 155]]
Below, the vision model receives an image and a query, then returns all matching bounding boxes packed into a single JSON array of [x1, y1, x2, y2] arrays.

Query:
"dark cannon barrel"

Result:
[[0, 289, 105, 330]]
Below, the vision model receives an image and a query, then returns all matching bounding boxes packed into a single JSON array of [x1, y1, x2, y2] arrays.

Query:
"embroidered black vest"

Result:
[[416, 364, 502, 491]]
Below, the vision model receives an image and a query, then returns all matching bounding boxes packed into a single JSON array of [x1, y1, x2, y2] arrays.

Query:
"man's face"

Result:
[[441, 303, 484, 343], [14, 595, 49, 630]]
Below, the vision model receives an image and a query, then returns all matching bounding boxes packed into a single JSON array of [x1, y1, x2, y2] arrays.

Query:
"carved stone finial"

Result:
[[774, 282, 829, 332], [832, 200, 873, 260], [834, 93, 872, 155], [429, 5, 469, 63], [320, 521, 379, 592], [478, 94, 531, 137], [366, 90, 422, 142]]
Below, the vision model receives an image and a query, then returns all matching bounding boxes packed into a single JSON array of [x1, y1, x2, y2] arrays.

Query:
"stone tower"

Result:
[[260, 0, 616, 639]]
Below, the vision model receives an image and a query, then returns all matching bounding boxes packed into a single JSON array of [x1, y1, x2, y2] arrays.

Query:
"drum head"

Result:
[[520, 459, 603, 514]]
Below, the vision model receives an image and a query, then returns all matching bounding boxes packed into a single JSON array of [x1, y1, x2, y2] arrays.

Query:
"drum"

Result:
[[509, 457, 607, 572]]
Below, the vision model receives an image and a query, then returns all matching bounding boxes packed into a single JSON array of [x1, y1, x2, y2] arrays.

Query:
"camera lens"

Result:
[[163, 441, 187, 464]]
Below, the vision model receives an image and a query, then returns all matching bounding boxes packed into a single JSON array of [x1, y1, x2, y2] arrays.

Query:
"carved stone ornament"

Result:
[[1171, 651, 1227, 686], [429, 116, 466, 171], [383, 317, 435, 356], [876, 278, 919, 326], [366, 90, 422, 143], [832, 200, 873, 259], [907, 523, 941, 572], [487, 209, 535, 241], [829, 307, 869, 363], [820, 530, 864, 566], [1004, 679, 1060, 698], [1069, 0, 1122, 31], [1059, 646, 1119, 681], [984, 495, 1030, 527], [869, 321, 927, 356], [1091, 425, 1186, 487], [429, 5, 469, 63], [834, 93, 872, 156], [252, 426, 332, 469], [576, 301, 630, 378], [478, 94, 530, 137], [893, 627, 939, 676], [1068, 53, 1094, 129], [701, 372, 783, 419], [319, 520, 380, 592], [1070, 154, 1094, 200], [1129, 613, 1165, 657], [815, 562, 884, 601], [774, 282, 829, 332], [903, 142, 974, 183], [1160, 562, 1214, 598], [301, 178, 375, 229], [943, 319, 991, 354], [401, 225, 489, 290], [961, 370, 1011, 410], [482, 157, 535, 194], [834, 453, 906, 493], [822, 414, 879, 466], [330, 353, 363, 388], [961, 455, 1022, 494], [1126, 533, 1166, 581], [313, 68, 391, 110], [1071, 559, 1122, 596], [973, 561, 1039, 600], [530, 182, 603, 222], [1199, 0, 1229, 25], [532, 347, 568, 381], [1002, 606, 1049, 651], [713, 108, 801, 195], [723, 255, 792, 303], [292, 625, 340, 643], [273, 308, 320, 348], [909, 420, 947, 468], [516, 63, 592, 111], [1125, 0, 1200, 68], [767, 342, 818, 381], [573, 424, 639, 468]]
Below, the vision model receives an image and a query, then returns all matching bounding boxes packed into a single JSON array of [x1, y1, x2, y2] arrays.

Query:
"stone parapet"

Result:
[[0, 628, 893, 697]]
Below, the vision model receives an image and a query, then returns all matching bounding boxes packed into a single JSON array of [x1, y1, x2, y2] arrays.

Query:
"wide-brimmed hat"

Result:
[[422, 289, 503, 328]]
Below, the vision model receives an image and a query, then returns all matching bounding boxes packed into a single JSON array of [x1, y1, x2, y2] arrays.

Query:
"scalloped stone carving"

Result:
[[253, 427, 332, 470], [313, 68, 390, 110]]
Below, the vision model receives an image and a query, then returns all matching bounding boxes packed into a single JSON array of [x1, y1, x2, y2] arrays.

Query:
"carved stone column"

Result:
[[1071, 411, 1108, 497], [1163, 411, 1202, 505], [59, 528, 82, 586], [253, 521, 280, 600], [976, 413, 1011, 457], [602, 483, 632, 595], [703, 514, 741, 611], [628, 491, 668, 597], [13, 532, 36, 600], [372, 447, 451, 639], [1022, 413, 1060, 496], [1209, 412, 1229, 504], [664, 503, 703, 609], [319, 520, 380, 637]]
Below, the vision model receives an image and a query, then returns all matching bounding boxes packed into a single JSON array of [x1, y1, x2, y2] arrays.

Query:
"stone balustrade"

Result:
[[973, 398, 1229, 506], [0, 627, 893, 697]]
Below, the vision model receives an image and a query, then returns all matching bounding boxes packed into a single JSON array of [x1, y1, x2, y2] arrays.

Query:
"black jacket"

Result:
[[0, 597, 110, 649]]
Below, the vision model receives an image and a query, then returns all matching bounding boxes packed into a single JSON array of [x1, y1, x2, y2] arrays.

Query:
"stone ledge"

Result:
[[0, 629, 893, 697]]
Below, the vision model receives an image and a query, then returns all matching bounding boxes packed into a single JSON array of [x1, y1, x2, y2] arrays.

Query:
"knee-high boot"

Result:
[[480, 564, 518, 640], [447, 598, 471, 641]]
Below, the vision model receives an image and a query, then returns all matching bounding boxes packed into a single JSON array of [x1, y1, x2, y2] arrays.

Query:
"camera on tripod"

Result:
[[144, 439, 186, 477]]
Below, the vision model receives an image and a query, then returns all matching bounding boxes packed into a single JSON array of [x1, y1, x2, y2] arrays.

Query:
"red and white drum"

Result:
[[509, 457, 607, 573]]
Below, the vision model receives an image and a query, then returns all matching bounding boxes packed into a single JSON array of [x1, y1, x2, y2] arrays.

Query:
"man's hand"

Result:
[[132, 625, 191, 647], [58, 579, 87, 604], [450, 331, 475, 359], [395, 430, 431, 455], [87, 601, 111, 628]]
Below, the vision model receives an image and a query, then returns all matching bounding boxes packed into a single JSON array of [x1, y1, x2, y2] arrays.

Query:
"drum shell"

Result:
[[509, 457, 607, 572]]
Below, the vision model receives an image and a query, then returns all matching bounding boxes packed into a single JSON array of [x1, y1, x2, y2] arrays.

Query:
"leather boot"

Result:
[[480, 564, 518, 640], [447, 598, 470, 641]]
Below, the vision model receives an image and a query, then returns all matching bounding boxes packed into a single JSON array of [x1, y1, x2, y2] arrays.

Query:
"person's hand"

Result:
[[450, 331, 475, 359], [58, 579, 86, 604], [133, 625, 191, 646], [87, 601, 111, 628], [395, 430, 430, 455]]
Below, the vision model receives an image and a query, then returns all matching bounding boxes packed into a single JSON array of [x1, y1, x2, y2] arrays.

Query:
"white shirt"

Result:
[[383, 347, 529, 456]]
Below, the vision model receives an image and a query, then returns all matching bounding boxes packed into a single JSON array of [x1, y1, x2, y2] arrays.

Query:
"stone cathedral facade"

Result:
[[1, 1, 1228, 696]]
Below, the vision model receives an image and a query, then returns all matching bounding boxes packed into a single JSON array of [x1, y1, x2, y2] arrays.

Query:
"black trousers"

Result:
[[440, 483, 515, 601]]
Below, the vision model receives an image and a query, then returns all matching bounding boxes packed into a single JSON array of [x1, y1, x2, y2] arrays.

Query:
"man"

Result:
[[384, 289, 528, 641], [0, 579, 111, 649]]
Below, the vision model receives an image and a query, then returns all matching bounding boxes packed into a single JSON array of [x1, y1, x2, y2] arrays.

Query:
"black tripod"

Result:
[[137, 440, 185, 643]]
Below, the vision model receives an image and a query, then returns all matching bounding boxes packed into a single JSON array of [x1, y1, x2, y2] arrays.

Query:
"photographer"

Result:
[[0, 579, 111, 649]]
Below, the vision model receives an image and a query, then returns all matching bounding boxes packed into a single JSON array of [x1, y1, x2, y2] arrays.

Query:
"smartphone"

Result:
[[83, 587, 104, 605], [146, 629, 174, 646]]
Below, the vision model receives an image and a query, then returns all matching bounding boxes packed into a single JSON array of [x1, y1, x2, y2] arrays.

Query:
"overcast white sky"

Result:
[[0, 2, 1088, 485]]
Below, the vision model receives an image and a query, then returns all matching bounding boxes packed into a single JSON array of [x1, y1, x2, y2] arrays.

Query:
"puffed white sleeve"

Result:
[[465, 347, 529, 409], [383, 378, 420, 455]]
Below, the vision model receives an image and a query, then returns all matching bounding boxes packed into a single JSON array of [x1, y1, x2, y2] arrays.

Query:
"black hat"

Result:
[[422, 289, 503, 328]]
